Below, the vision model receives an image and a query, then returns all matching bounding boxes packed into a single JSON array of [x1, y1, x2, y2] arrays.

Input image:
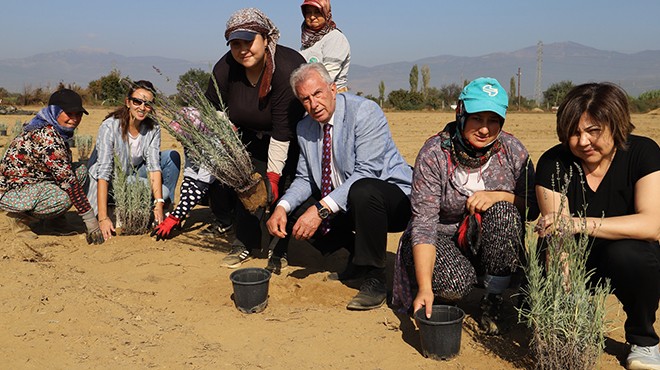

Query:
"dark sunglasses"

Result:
[[129, 97, 154, 109]]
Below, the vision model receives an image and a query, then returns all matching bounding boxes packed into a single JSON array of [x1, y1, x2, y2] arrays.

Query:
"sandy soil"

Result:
[[0, 107, 658, 369]]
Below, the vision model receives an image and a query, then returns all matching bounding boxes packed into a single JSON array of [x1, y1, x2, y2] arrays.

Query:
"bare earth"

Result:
[[0, 107, 658, 369]]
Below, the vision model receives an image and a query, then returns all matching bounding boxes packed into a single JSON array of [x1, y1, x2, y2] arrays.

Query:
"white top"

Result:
[[300, 29, 351, 91], [453, 157, 491, 195], [128, 133, 143, 167]]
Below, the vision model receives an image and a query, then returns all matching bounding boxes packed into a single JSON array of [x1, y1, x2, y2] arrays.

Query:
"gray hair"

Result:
[[289, 63, 333, 97]]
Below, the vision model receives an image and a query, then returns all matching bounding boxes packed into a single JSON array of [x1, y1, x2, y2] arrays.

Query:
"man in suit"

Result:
[[266, 63, 412, 311]]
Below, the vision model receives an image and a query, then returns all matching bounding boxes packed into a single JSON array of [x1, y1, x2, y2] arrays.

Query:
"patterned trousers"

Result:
[[400, 201, 523, 301]]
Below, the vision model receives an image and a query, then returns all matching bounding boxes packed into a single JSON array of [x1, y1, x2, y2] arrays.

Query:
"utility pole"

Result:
[[517, 67, 522, 111], [535, 41, 543, 106]]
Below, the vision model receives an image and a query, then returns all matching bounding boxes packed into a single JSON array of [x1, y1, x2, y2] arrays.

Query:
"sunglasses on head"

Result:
[[129, 97, 154, 109]]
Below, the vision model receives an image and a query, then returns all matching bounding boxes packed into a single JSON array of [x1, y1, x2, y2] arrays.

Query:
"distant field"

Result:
[[2, 108, 658, 168]]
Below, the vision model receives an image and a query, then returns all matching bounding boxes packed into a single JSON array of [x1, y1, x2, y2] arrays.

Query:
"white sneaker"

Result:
[[627, 344, 660, 370]]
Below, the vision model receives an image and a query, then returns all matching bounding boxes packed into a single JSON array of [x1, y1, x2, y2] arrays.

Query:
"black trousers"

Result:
[[211, 138, 298, 252], [275, 178, 411, 269], [588, 239, 660, 346]]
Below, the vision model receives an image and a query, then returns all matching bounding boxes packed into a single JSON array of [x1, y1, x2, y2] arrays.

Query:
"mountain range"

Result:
[[1, 42, 659, 99]]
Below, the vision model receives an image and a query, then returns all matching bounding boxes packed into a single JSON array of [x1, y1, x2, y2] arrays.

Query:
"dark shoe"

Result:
[[221, 245, 250, 268], [479, 293, 503, 335], [199, 221, 233, 239], [328, 262, 368, 282], [265, 251, 288, 275], [346, 277, 387, 311]]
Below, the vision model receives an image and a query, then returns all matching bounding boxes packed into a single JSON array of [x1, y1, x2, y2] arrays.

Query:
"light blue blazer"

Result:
[[280, 93, 412, 212]]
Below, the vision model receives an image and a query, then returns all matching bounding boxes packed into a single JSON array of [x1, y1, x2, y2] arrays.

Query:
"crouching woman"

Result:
[[0, 89, 103, 244]]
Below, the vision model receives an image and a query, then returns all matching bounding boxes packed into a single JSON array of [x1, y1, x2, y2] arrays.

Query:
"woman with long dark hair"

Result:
[[87, 80, 181, 240]]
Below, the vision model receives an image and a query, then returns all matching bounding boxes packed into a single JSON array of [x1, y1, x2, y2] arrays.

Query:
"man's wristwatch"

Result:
[[315, 202, 331, 220]]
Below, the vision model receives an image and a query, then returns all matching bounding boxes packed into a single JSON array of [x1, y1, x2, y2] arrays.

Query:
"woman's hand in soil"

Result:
[[99, 218, 115, 240]]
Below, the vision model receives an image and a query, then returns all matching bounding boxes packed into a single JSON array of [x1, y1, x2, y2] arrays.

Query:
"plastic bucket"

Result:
[[414, 304, 465, 360], [229, 268, 271, 314]]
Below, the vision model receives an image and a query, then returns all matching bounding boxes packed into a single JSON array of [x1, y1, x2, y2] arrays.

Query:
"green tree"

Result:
[[388, 89, 423, 110], [409, 64, 419, 93], [631, 89, 660, 113], [421, 65, 431, 96], [440, 83, 463, 106], [378, 81, 385, 107], [423, 87, 443, 110], [87, 69, 126, 105], [176, 68, 211, 105], [543, 80, 574, 107]]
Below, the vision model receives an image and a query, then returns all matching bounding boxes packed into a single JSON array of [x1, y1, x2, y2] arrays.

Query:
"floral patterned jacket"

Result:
[[0, 125, 91, 213]]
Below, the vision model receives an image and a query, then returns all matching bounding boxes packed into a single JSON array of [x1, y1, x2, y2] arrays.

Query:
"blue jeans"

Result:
[[136, 150, 181, 202]]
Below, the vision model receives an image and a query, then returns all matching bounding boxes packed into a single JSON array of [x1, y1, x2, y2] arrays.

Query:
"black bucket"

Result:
[[229, 268, 271, 314], [414, 305, 465, 360]]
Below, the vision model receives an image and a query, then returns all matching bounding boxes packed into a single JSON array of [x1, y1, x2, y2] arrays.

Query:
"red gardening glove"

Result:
[[150, 214, 180, 241], [456, 213, 482, 256], [266, 172, 280, 204]]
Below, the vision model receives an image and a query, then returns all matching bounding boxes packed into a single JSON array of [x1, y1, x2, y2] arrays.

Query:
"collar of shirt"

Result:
[[317, 114, 335, 129]]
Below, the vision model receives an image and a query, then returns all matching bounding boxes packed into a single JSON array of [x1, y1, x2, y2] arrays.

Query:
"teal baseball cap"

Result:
[[459, 77, 508, 119]]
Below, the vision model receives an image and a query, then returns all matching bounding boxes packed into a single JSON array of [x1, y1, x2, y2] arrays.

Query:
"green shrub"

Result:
[[11, 120, 23, 137], [111, 156, 152, 235], [74, 134, 94, 161]]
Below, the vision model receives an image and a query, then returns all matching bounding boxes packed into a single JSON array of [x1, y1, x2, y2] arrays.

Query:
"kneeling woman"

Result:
[[393, 78, 538, 334], [87, 80, 181, 240]]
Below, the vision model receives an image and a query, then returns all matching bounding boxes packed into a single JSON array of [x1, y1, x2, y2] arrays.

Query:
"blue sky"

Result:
[[1, 0, 659, 66]]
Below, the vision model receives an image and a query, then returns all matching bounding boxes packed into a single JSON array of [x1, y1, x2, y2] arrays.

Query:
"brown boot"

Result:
[[6, 212, 38, 239]]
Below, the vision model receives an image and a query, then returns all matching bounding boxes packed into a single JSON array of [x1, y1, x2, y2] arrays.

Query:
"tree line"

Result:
[[361, 64, 660, 113], [1, 66, 659, 113]]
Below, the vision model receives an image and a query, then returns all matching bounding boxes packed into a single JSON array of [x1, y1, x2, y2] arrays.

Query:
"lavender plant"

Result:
[[153, 77, 267, 212], [74, 134, 93, 161], [11, 120, 23, 138], [111, 156, 152, 235], [518, 165, 611, 370]]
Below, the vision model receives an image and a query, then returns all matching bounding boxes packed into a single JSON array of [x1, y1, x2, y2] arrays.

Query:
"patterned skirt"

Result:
[[393, 201, 523, 311]]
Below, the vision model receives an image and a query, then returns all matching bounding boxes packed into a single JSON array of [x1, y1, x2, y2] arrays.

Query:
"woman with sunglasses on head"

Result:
[[0, 89, 103, 244], [205, 8, 306, 269], [87, 80, 181, 240], [299, 0, 350, 92]]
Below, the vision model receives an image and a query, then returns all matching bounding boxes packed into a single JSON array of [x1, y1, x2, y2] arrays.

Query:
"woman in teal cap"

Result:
[[393, 77, 538, 335]]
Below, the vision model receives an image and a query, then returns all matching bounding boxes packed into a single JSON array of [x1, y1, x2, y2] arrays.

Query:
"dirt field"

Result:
[[0, 107, 658, 369]]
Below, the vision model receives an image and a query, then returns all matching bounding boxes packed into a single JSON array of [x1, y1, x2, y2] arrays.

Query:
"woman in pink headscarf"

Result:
[[300, 0, 351, 92]]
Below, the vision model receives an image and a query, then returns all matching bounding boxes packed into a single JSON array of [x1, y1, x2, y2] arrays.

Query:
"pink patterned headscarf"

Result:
[[300, 0, 339, 49]]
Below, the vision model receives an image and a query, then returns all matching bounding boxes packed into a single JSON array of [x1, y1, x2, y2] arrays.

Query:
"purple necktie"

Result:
[[320, 123, 332, 234]]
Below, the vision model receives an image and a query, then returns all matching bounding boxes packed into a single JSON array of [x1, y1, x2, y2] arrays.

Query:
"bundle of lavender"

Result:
[[154, 80, 268, 213]]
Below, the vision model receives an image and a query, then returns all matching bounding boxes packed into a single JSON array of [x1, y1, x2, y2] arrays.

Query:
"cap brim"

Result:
[[463, 100, 506, 120], [226, 30, 257, 45], [301, 1, 322, 9], [59, 106, 89, 115]]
